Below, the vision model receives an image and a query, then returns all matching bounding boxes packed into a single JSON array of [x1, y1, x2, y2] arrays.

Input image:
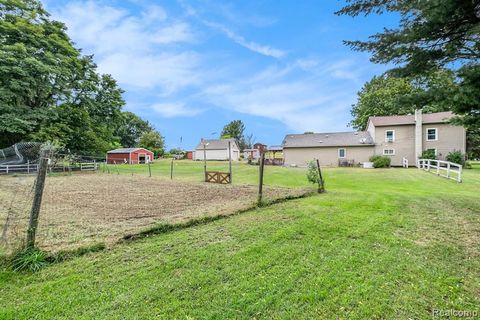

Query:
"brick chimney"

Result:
[[415, 109, 423, 165]]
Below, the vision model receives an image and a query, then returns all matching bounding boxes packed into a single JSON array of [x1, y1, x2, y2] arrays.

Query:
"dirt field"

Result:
[[0, 174, 310, 252]]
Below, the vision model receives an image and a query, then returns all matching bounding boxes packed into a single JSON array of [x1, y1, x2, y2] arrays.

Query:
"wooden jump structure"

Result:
[[203, 140, 233, 184]]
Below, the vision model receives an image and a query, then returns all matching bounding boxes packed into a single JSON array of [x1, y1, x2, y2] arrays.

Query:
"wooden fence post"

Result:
[[170, 158, 174, 180], [148, 161, 152, 177], [228, 141, 232, 184], [203, 143, 207, 182], [257, 152, 265, 205], [26, 148, 49, 249], [316, 159, 325, 193], [113, 161, 119, 175]]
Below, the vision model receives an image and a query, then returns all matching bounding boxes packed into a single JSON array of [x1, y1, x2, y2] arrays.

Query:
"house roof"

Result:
[[107, 148, 153, 154], [268, 145, 283, 151], [107, 148, 142, 154], [283, 132, 374, 148], [369, 111, 454, 126], [195, 139, 238, 150]]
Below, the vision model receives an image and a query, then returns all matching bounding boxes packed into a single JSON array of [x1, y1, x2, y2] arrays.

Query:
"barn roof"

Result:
[[283, 131, 374, 148], [107, 148, 149, 154], [194, 139, 238, 150]]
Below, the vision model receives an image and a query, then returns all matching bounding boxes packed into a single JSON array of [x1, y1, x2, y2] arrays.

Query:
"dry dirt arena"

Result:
[[0, 174, 309, 252]]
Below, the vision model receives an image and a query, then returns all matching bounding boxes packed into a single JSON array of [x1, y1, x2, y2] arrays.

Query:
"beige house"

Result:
[[283, 110, 466, 167], [193, 139, 240, 161]]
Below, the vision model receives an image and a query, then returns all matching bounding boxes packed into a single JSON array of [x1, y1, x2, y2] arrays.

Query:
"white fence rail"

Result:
[[0, 163, 39, 175], [0, 162, 98, 175], [417, 159, 462, 183]]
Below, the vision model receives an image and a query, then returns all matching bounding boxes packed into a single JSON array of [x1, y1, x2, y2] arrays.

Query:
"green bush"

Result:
[[446, 150, 465, 165], [369, 155, 391, 168], [420, 149, 437, 160], [306, 160, 325, 192], [11, 247, 49, 272]]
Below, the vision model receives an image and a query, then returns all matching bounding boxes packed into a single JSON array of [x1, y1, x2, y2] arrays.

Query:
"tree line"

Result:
[[0, 0, 165, 156], [338, 0, 480, 158]]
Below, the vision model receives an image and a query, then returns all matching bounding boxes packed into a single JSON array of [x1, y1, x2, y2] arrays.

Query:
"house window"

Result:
[[426, 128, 438, 141], [383, 149, 395, 156], [385, 130, 395, 142], [338, 148, 346, 158]]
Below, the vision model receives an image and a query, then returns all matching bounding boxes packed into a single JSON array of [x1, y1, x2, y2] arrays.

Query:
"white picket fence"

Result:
[[417, 159, 462, 183], [0, 162, 98, 175]]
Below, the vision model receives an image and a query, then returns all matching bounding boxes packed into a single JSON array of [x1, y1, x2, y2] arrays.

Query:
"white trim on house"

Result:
[[426, 128, 438, 141], [383, 148, 395, 156], [385, 129, 395, 142], [338, 148, 346, 158]]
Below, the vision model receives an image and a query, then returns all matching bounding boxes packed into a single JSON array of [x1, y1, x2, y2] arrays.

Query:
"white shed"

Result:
[[193, 139, 240, 161]]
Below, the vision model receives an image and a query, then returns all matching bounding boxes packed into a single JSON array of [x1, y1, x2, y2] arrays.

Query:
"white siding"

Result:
[[193, 148, 240, 161]]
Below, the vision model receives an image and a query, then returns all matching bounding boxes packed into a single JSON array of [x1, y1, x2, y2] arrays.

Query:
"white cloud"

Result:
[[202, 61, 360, 132], [203, 20, 286, 59], [48, 0, 369, 129], [51, 1, 201, 96], [97, 52, 201, 95], [152, 103, 204, 118]]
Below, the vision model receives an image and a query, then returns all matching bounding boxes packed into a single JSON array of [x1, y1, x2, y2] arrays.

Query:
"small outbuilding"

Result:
[[243, 142, 267, 161], [193, 139, 240, 161], [106, 148, 154, 164]]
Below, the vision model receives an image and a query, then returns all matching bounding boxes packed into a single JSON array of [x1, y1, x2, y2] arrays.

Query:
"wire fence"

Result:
[[0, 154, 311, 255]]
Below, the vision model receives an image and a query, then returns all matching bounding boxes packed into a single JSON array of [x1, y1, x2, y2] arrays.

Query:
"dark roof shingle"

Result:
[[283, 132, 374, 148], [195, 139, 238, 150], [369, 111, 454, 126], [107, 148, 142, 154]]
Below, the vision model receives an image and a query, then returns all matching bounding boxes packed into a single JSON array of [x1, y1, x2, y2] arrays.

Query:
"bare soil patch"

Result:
[[0, 173, 310, 252]]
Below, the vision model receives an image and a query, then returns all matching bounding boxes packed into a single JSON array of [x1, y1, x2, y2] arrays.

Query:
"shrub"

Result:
[[11, 247, 48, 272], [446, 150, 465, 165], [306, 160, 320, 184], [420, 149, 437, 160], [369, 155, 391, 168], [306, 160, 325, 192]]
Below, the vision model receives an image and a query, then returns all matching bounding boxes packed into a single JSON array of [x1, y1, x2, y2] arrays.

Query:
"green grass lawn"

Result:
[[1, 164, 479, 319], [102, 159, 311, 188]]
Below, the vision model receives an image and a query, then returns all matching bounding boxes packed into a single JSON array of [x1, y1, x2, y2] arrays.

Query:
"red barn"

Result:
[[106, 148, 154, 164]]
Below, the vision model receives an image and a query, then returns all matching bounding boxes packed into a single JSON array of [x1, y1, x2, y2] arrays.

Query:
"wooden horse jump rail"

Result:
[[205, 171, 231, 184]]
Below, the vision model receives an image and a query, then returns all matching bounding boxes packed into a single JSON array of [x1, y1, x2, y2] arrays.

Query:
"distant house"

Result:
[[106, 148, 154, 164], [253, 143, 267, 152], [282, 110, 466, 167], [193, 139, 240, 161], [283, 132, 374, 167], [243, 142, 267, 161]]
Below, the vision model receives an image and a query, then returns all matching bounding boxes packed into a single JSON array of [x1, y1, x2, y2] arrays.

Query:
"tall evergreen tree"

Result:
[[337, 0, 480, 128]]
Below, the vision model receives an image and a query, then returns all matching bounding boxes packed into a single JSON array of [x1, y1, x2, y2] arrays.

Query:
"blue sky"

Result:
[[44, 0, 398, 150]]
